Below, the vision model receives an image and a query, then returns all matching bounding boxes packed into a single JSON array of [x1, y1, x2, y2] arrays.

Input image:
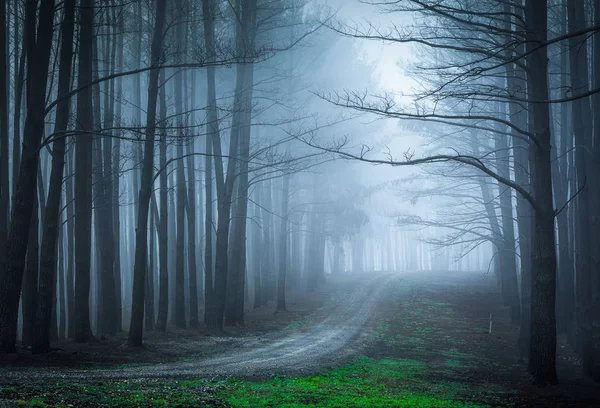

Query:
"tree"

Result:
[[155, 69, 169, 332], [0, 0, 56, 355], [0, 0, 9, 263], [73, 0, 96, 344], [128, 0, 168, 347], [32, 0, 76, 353]]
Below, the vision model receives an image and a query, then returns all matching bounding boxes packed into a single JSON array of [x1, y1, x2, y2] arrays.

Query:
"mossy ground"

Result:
[[2, 271, 598, 407]]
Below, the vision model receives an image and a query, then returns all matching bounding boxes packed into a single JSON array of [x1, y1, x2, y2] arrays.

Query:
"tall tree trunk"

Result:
[[589, 0, 600, 381], [174, 138, 187, 330], [524, 0, 558, 386], [112, 2, 124, 332], [553, 0, 573, 339], [58, 224, 66, 340], [73, 0, 96, 344], [32, 0, 76, 353], [494, 104, 521, 325], [261, 180, 274, 298], [186, 143, 200, 328], [0, 0, 56, 355], [277, 172, 290, 312], [504, 3, 532, 359], [145, 196, 156, 331], [173, 0, 187, 330], [0, 0, 9, 262], [225, 37, 255, 325], [66, 145, 75, 339], [127, 0, 167, 347], [12, 0, 25, 203], [567, 0, 595, 377], [252, 185, 262, 308], [21, 190, 38, 347], [155, 69, 169, 332]]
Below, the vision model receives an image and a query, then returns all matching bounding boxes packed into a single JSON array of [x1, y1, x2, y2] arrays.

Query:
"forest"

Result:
[[0, 0, 599, 407]]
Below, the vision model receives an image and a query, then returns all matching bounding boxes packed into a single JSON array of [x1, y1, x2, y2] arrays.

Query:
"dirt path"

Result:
[[2, 273, 398, 383]]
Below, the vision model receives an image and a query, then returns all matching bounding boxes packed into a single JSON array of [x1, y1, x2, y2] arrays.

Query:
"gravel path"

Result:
[[2, 273, 398, 383]]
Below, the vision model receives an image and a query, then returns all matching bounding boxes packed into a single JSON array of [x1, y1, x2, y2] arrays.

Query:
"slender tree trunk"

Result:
[[73, 0, 96, 344], [0, 0, 9, 262], [252, 185, 262, 308], [494, 103, 521, 325], [261, 180, 274, 298], [58, 224, 66, 340], [174, 143, 187, 330], [127, 0, 167, 347], [155, 69, 169, 332], [277, 172, 290, 312], [145, 196, 156, 331], [12, 2, 25, 203], [567, 0, 595, 377], [504, 3, 533, 358], [553, 1, 573, 339], [112, 4, 124, 332], [186, 143, 200, 328], [66, 145, 75, 338], [0, 0, 56, 355], [21, 190, 38, 347], [32, 0, 75, 353], [225, 45, 255, 326], [589, 0, 600, 381]]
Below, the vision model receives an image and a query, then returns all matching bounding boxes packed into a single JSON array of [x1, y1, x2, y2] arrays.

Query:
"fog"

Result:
[[0, 0, 598, 405]]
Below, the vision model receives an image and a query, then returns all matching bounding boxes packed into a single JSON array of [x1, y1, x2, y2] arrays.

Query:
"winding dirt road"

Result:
[[2, 273, 398, 382]]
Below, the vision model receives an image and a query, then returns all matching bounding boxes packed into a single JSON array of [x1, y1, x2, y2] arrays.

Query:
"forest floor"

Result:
[[1, 270, 599, 407]]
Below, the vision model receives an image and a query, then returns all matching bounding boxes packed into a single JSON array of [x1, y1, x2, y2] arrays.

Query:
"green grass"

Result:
[[221, 356, 492, 408]]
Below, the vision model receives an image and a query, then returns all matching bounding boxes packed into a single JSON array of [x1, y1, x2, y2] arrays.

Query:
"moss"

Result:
[[219, 356, 495, 408]]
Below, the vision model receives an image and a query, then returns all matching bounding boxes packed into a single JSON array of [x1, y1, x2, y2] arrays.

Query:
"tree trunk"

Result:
[[58, 224, 66, 340], [145, 196, 156, 331], [553, 1, 573, 339], [112, 5, 124, 332], [504, 3, 533, 359], [73, 0, 96, 344], [155, 69, 169, 332], [12, 0, 25, 203], [589, 0, 600, 381], [0, 0, 56, 355], [174, 142, 187, 329], [66, 145, 75, 339], [0, 0, 9, 263], [494, 103, 521, 325], [261, 180, 274, 298], [201, 0, 219, 330], [186, 143, 200, 328], [127, 0, 167, 347], [21, 191, 38, 347], [567, 0, 595, 377], [32, 0, 76, 353], [252, 185, 262, 308], [524, 0, 558, 386], [277, 172, 290, 312]]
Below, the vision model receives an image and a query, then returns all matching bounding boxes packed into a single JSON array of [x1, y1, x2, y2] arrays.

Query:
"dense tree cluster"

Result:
[[0, 0, 375, 357]]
